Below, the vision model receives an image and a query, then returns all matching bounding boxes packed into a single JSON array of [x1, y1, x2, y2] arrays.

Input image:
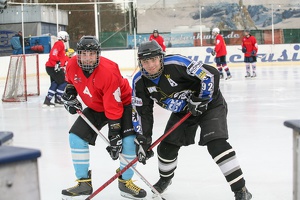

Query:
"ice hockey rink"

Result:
[[0, 63, 299, 200]]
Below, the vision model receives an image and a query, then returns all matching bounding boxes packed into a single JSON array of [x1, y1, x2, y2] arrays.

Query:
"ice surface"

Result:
[[0, 64, 298, 200]]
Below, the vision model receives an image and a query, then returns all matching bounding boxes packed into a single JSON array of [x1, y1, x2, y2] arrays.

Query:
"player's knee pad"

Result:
[[49, 81, 58, 91], [206, 139, 232, 158], [157, 141, 180, 160], [69, 133, 89, 149], [122, 134, 135, 155], [57, 82, 67, 91]]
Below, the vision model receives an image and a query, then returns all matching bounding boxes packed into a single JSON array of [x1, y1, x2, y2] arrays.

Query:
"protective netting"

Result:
[[2, 54, 40, 102]]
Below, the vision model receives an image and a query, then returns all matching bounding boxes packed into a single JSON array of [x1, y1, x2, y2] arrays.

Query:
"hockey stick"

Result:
[[126, 66, 139, 78], [85, 112, 192, 200], [77, 110, 165, 200]]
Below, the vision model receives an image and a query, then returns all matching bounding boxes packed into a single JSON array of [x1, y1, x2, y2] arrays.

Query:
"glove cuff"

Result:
[[108, 119, 122, 137]]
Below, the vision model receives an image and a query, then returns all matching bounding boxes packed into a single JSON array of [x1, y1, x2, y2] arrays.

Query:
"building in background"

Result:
[[0, 5, 68, 56]]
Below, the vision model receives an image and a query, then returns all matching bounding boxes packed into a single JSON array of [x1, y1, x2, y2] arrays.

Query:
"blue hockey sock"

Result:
[[56, 82, 67, 98], [69, 133, 90, 179], [120, 135, 136, 180], [46, 81, 58, 100]]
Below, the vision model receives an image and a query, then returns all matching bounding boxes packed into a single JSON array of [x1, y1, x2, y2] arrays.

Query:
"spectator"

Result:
[[149, 29, 166, 52], [10, 31, 23, 55]]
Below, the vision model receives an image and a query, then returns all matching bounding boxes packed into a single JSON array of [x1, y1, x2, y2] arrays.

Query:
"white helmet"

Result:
[[212, 28, 220, 34], [57, 31, 69, 41]]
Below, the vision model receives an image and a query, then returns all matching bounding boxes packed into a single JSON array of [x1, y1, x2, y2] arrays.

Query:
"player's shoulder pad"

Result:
[[99, 56, 118, 67], [132, 70, 143, 89], [164, 54, 193, 67]]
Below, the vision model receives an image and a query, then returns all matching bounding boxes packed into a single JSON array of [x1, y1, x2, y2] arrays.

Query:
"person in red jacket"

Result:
[[241, 29, 258, 78], [211, 28, 232, 80], [43, 31, 69, 107], [149, 29, 166, 52], [61, 36, 146, 200]]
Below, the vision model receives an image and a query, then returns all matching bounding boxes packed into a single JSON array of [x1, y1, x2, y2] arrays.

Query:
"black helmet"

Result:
[[153, 29, 159, 34], [76, 36, 101, 72], [138, 40, 165, 80], [138, 40, 164, 60]]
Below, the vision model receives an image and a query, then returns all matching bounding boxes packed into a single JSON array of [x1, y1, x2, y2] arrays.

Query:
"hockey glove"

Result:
[[211, 49, 216, 56], [62, 84, 82, 114], [106, 120, 123, 160], [54, 61, 61, 72], [251, 50, 256, 56], [187, 95, 210, 116], [63, 98, 82, 115], [134, 134, 154, 165], [242, 47, 247, 53]]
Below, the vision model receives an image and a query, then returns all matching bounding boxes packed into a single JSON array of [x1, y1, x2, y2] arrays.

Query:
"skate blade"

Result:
[[62, 194, 89, 200], [152, 193, 166, 200], [120, 191, 147, 200]]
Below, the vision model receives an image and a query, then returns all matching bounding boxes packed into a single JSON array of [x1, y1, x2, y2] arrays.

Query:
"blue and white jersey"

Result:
[[131, 54, 222, 137]]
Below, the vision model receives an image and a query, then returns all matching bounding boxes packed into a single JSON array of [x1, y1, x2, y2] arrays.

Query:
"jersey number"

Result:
[[202, 82, 213, 91]]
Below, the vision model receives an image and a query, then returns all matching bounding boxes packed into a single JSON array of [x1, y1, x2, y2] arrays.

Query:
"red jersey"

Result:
[[149, 34, 166, 51], [65, 56, 132, 120], [214, 34, 227, 57], [242, 35, 258, 57], [45, 40, 68, 67]]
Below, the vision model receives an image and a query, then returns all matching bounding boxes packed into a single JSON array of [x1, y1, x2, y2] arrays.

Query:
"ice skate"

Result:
[[62, 170, 92, 200], [234, 186, 252, 200], [153, 177, 172, 194], [117, 167, 147, 200], [42, 97, 55, 108], [118, 178, 147, 199], [245, 72, 251, 78], [225, 75, 232, 80], [251, 72, 257, 78], [220, 74, 224, 79]]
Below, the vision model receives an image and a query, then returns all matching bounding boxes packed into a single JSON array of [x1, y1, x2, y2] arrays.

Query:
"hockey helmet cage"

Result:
[[57, 31, 69, 41], [76, 36, 101, 72], [138, 40, 165, 80], [212, 28, 220, 34]]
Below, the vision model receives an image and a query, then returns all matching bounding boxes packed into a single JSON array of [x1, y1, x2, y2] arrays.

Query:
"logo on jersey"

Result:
[[147, 86, 157, 93], [198, 71, 207, 80], [83, 86, 92, 97], [165, 74, 178, 87], [74, 74, 81, 83], [186, 62, 210, 80], [132, 96, 143, 106], [173, 90, 191, 100], [113, 87, 121, 103], [186, 62, 203, 75]]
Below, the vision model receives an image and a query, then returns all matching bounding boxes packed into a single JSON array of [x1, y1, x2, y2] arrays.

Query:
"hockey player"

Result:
[[211, 27, 232, 80], [61, 36, 146, 200], [241, 29, 258, 78], [149, 29, 166, 52], [43, 31, 69, 107], [132, 40, 252, 200]]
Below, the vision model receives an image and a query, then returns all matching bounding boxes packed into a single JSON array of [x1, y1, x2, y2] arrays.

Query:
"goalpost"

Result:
[[2, 54, 40, 102]]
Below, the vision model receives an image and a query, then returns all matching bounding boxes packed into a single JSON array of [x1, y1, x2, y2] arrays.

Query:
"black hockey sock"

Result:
[[207, 139, 245, 192]]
